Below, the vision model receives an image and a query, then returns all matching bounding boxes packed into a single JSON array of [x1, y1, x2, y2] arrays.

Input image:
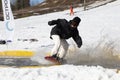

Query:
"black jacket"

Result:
[[48, 19, 82, 48]]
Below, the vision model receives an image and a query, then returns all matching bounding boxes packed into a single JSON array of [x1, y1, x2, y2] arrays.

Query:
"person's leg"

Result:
[[51, 35, 61, 56], [58, 39, 69, 59]]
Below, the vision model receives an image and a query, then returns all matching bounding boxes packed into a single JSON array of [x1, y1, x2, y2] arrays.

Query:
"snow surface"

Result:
[[0, 65, 119, 80], [0, 0, 120, 80]]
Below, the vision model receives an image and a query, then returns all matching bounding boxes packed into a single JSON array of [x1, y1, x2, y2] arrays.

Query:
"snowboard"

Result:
[[45, 56, 62, 65]]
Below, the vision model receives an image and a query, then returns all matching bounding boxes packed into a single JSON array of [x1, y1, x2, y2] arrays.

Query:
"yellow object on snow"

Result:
[[0, 50, 34, 58]]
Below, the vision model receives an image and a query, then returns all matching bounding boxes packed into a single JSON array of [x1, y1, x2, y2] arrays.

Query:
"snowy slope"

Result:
[[0, 0, 120, 79]]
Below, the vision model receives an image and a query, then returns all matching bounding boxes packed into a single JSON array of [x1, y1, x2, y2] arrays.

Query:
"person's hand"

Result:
[[78, 45, 82, 48], [48, 21, 53, 26]]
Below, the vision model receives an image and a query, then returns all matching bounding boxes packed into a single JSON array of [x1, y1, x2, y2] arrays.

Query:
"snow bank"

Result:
[[0, 65, 119, 80]]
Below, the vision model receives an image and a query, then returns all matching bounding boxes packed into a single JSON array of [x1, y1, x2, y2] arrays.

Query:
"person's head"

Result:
[[71, 17, 81, 28]]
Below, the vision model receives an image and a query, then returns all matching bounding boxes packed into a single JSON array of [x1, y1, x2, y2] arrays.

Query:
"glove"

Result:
[[48, 21, 53, 26], [77, 44, 82, 48]]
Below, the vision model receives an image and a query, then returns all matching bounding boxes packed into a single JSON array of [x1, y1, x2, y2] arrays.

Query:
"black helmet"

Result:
[[72, 17, 81, 25]]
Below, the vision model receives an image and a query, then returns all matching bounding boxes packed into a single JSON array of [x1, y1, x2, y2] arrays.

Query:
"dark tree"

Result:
[[0, 0, 2, 12], [14, 0, 30, 10]]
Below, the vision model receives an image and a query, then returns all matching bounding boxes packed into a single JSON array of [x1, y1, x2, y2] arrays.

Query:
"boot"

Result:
[[51, 54, 57, 58], [56, 56, 63, 62]]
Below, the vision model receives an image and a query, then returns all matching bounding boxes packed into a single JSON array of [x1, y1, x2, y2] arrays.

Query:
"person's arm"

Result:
[[48, 19, 60, 26], [72, 31, 82, 48]]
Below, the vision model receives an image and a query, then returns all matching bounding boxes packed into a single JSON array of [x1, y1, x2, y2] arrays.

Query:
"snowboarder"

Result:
[[45, 17, 82, 62]]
